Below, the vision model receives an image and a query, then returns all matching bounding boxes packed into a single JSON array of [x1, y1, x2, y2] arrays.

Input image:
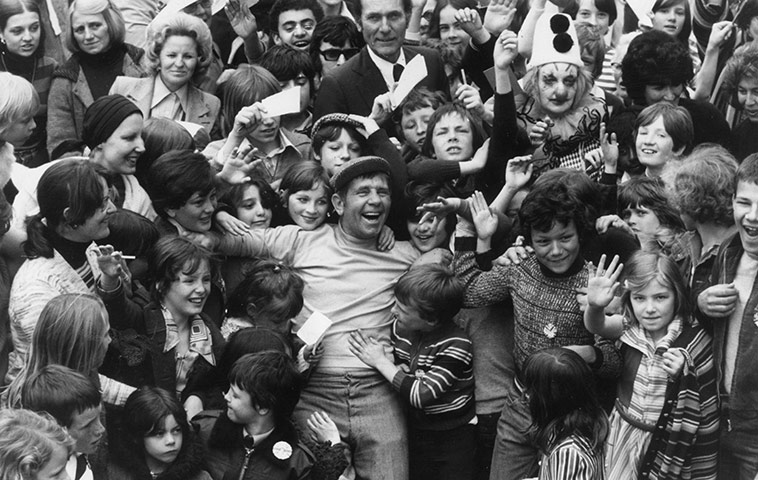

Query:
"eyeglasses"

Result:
[[320, 47, 360, 62]]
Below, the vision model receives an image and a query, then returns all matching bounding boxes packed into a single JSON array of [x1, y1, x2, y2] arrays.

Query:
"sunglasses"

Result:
[[320, 47, 360, 61]]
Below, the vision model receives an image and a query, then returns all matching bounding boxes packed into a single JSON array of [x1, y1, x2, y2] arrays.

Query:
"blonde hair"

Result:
[[146, 12, 213, 84], [0, 72, 39, 135], [64, 0, 126, 54], [0, 409, 74, 480], [3, 293, 109, 408]]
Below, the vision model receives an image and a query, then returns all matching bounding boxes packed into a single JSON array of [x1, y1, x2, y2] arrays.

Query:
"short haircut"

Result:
[[148, 235, 216, 302], [621, 249, 691, 322], [403, 181, 457, 237], [0, 72, 39, 132], [139, 118, 195, 185], [147, 150, 217, 219], [259, 44, 317, 92], [398, 87, 447, 117], [146, 12, 213, 83], [618, 176, 684, 231], [121, 387, 190, 453], [394, 263, 464, 325], [533, 168, 603, 223], [736, 152, 758, 188], [221, 176, 279, 213], [225, 258, 305, 323], [311, 121, 367, 158], [65, 0, 125, 54], [721, 42, 758, 105], [268, 0, 323, 34], [0, 409, 74, 480], [280, 161, 333, 199], [593, 0, 617, 25], [522, 63, 594, 112], [621, 30, 694, 106], [421, 102, 487, 159], [355, 0, 412, 19], [673, 144, 737, 226], [21, 365, 101, 428], [309, 16, 363, 72], [576, 23, 606, 79], [228, 351, 303, 423], [634, 102, 694, 155], [221, 65, 281, 136], [519, 181, 590, 244]]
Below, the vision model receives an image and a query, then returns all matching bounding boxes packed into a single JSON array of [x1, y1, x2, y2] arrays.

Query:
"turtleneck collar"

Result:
[[78, 42, 125, 66], [50, 229, 91, 269], [335, 222, 380, 249], [1, 48, 37, 74]]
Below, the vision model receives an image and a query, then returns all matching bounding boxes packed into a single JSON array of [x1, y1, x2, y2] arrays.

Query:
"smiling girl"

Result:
[[109, 386, 211, 480], [633, 102, 693, 179], [585, 252, 719, 480]]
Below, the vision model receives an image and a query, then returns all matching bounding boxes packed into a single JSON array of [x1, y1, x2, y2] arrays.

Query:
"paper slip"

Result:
[[626, 0, 655, 27], [391, 55, 428, 108], [297, 311, 333, 345], [260, 86, 301, 117], [212, 0, 260, 15]]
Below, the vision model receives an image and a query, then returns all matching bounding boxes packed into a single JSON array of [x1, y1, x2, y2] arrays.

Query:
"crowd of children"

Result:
[[1, 0, 758, 478]]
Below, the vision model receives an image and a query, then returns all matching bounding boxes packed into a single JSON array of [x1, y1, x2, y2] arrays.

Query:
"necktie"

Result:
[[392, 63, 404, 82], [75, 454, 87, 480]]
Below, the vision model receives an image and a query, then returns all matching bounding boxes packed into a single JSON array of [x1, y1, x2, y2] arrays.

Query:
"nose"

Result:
[[417, 216, 436, 233], [747, 92, 758, 107], [22, 28, 32, 40], [662, 87, 677, 102], [339, 145, 351, 159], [166, 433, 177, 446], [380, 16, 392, 32], [253, 203, 266, 217], [417, 123, 426, 136], [304, 200, 317, 214], [224, 390, 231, 402], [94, 418, 105, 438], [747, 202, 758, 221], [587, 13, 597, 25], [134, 135, 145, 153], [294, 24, 306, 37], [84, 27, 94, 39], [104, 198, 117, 214], [202, 198, 215, 213], [549, 240, 562, 256], [336, 53, 346, 66]]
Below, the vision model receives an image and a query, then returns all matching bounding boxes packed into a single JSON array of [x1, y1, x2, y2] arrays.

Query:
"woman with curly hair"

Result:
[[109, 12, 220, 137], [719, 43, 758, 160], [667, 144, 738, 301]]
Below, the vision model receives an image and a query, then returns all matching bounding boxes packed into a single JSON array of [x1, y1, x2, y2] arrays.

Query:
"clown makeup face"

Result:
[[537, 63, 579, 117]]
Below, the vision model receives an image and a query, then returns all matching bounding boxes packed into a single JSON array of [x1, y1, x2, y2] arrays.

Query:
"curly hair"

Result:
[[0, 409, 74, 480], [721, 43, 758, 107], [519, 181, 591, 244], [146, 12, 213, 84], [673, 144, 737, 226], [621, 30, 694, 106]]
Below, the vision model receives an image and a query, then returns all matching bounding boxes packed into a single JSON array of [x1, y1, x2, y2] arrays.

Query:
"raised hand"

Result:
[[348, 114, 381, 138], [586, 254, 623, 309], [470, 190, 498, 240], [706, 20, 734, 53], [218, 144, 261, 184], [504, 155, 533, 190], [225, 0, 258, 39], [585, 122, 618, 173], [493, 29, 518, 70], [455, 7, 484, 37], [484, 0, 517, 36], [416, 196, 462, 224]]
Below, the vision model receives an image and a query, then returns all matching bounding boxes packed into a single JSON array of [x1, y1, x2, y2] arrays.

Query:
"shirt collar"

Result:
[[161, 305, 216, 366], [366, 46, 406, 89], [243, 426, 275, 447], [151, 76, 190, 110], [260, 130, 300, 160]]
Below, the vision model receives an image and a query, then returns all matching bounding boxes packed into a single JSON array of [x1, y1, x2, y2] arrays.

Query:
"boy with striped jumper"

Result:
[[349, 263, 475, 480]]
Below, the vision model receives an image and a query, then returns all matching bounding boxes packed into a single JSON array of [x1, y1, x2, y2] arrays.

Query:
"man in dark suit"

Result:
[[313, 0, 449, 121]]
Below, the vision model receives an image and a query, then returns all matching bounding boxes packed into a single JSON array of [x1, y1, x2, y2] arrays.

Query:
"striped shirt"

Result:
[[539, 435, 605, 480], [390, 321, 475, 431]]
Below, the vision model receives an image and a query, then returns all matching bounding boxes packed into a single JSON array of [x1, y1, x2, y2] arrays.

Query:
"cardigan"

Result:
[[47, 44, 148, 157]]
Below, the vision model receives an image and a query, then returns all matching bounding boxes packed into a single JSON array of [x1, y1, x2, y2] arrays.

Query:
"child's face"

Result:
[[143, 414, 183, 469], [391, 299, 434, 332], [733, 180, 758, 260], [630, 278, 676, 341], [236, 184, 272, 229], [1, 114, 35, 147], [622, 205, 661, 244], [407, 214, 448, 252], [635, 115, 681, 173], [576, 0, 611, 35], [167, 189, 218, 233], [650, 1, 686, 37], [737, 76, 758, 123], [438, 5, 470, 51], [68, 405, 104, 455], [530, 220, 581, 274], [401, 106, 434, 153], [317, 128, 362, 176], [288, 182, 329, 230], [163, 260, 211, 320], [34, 443, 69, 480], [431, 112, 474, 162], [225, 384, 257, 425], [246, 115, 282, 149]]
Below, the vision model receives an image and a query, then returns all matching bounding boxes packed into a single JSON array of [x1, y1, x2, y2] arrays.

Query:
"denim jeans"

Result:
[[719, 424, 758, 480], [488, 380, 539, 480], [293, 369, 408, 480]]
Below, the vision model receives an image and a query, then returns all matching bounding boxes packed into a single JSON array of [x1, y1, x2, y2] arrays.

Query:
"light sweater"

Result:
[[218, 223, 420, 370]]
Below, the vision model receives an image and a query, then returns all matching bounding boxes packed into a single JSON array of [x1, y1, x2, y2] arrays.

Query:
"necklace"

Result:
[[0, 51, 38, 84]]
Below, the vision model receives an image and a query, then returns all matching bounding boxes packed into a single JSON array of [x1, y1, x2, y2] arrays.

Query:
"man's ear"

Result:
[[332, 193, 344, 215], [273, 32, 282, 45], [245, 302, 258, 318], [255, 405, 270, 416]]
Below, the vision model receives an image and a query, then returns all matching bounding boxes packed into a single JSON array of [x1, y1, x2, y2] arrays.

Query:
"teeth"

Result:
[[744, 225, 758, 236]]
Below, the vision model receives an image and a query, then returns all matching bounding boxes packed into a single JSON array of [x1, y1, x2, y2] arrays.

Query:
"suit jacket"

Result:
[[313, 45, 450, 121], [109, 75, 221, 135]]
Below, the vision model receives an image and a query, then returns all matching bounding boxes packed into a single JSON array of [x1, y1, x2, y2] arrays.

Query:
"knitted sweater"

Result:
[[391, 321, 475, 431], [453, 247, 621, 379], [217, 223, 421, 370]]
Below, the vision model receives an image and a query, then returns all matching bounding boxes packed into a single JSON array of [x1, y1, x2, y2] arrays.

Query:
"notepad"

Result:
[[297, 311, 333, 345]]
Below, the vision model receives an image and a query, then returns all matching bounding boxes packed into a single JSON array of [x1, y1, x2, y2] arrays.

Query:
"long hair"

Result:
[[523, 348, 608, 454], [121, 386, 190, 458], [3, 293, 109, 408], [64, 0, 125, 54], [0, 409, 74, 480]]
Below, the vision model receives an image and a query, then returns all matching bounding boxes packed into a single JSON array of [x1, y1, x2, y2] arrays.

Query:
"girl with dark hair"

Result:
[[108, 386, 211, 480], [585, 252, 719, 479], [0, 0, 57, 166], [521, 348, 608, 480]]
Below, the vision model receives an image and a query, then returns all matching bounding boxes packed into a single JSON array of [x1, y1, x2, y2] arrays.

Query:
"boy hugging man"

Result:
[[453, 185, 622, 480], [348, 264, 476, 480], [194, 351, 314, 480]]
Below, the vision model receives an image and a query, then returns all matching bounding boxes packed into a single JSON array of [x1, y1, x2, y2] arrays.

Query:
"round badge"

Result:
[[272, 441, 293, 460]]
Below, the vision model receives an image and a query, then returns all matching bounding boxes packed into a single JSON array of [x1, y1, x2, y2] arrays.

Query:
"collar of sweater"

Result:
[[335, 222, 381, 249], [50, 229, 91, 268]]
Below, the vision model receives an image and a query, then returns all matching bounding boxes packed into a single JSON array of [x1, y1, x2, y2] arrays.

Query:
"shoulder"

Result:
[[52, 56, 81, 81], [546, 435, 599, 467]]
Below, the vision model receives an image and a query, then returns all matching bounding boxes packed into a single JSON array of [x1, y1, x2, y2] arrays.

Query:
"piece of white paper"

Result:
[[211, 0, 260, 15], [260, 86, 301, 117], [390, 55, 428, 108], [297, 311, 333, 345], [626, 0, 655, 28]]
